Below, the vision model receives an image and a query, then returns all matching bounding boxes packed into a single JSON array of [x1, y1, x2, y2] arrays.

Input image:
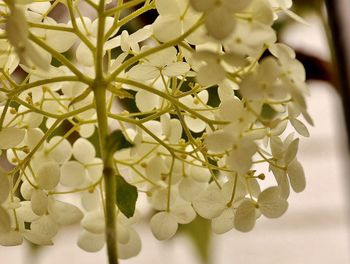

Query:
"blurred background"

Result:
[[1, 0, 350, 263]]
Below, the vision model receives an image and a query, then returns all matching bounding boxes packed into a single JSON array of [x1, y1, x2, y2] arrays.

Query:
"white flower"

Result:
[[0, 0, 311, 258], [0, 127, 25, 149], [223, 20, 276, 57], [105, 26, 152, 53], [35, 161, 61, 190], [234, 186, 288, 232], [78, 211, 141, 257], [153, 0, 205, 44], [5, 5, 49, 70], [190, 0, 253, 39], [75, 17, 116, 67], [150, 201, 196, 240], [179, 90, 213, 133], [178, 164, 210, 202], [127, 47, 190, 81], [269, 135, 306, 198], [30, 17, 77, 53], [240, 56, 288, 101], [193, 49, 246, 86]]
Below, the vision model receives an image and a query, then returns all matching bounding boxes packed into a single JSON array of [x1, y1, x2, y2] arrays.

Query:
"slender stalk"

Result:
[[108, 17, 204, 81], [94, 85, 118, 264], [94, 0, 119, 263], [29, 34, 90, 83], [105, 0, 145, 16]]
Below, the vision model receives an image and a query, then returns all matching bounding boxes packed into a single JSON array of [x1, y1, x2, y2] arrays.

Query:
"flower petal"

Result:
[[153, 16, 182, 42], [0, 230, 23, 246], [172, 203, 196, 224], [31, 189, 48, 216], [48, 199, 83, 225], [127, 65, 159, 81], [0, 128, 25, 149], [234, 199, 256, 232], [212, 207, 235, 234], [73, 138, 96, 164], [118, 228, 142, 259], [163, 62, 190, 77], [81, 210, 105, 234], [287, 159, 306, 193], [78, 230, 105, 252], [60, 161, 86, 187], [258, 187, 288, 218], [150, 212, 178, 240], [196, 63, 226, 86], [192, 189, 226, 219], [36, 162, 60, 190], [30, 215, 58, 239]]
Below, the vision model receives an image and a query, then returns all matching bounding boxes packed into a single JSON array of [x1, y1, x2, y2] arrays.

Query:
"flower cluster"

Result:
[[0, 0, 310, 261]]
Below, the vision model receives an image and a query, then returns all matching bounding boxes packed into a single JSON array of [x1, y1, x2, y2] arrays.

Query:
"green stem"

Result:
[[28, 34, 90, 83], [108, 17, 204, 81], [114, 77, 227, 126], [94, 1, 119, 263], [94, 85, 118, 264], [7, 76, 82, 97], [104, 0, 145, 16]]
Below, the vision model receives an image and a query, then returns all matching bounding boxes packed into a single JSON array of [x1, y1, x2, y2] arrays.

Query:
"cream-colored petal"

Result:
[[196, 63, 226, 87], [179, 177, 206, 202], [150, 212, 178, 240], [205, 7, 235, 40], [81, 190, 100, 211], [287, 159, 306, 193], [30, 215, 58, 239], [118, 228, 141, 259], [284, 138, 299, 165], [0, 128, 25, 149], [73, 138, 96, 164], [36, 162, 60, 190], [212, 207, 235, 234], [23, 230, 53, 246], [205, 130, 233, 153], [192, 189, 226, 219], [31, 189, 48, 216], [234, 199, 256, 232], [0, 230, 23, 246], [172, 203, 196, 224], [48, 199, 83, 225], [78, 230, 105, 252], [290, 118, 310, 137], [81, 210, 105, 234], [60, 161, 86, 187], [127, 65, 159, 81], [163, 62, 190, 77], [153, 16, 182, 42], [258, 187, 288, 218]]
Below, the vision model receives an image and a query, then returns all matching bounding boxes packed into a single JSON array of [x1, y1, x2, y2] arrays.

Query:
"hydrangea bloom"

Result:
[[0, 0, 311, 262]]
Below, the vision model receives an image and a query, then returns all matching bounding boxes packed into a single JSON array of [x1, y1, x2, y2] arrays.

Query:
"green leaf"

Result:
[[180, 216, 212, 264], [105, 130, 133, 156], [116, 175, 138, 218], [260, 104, 277, 120]]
